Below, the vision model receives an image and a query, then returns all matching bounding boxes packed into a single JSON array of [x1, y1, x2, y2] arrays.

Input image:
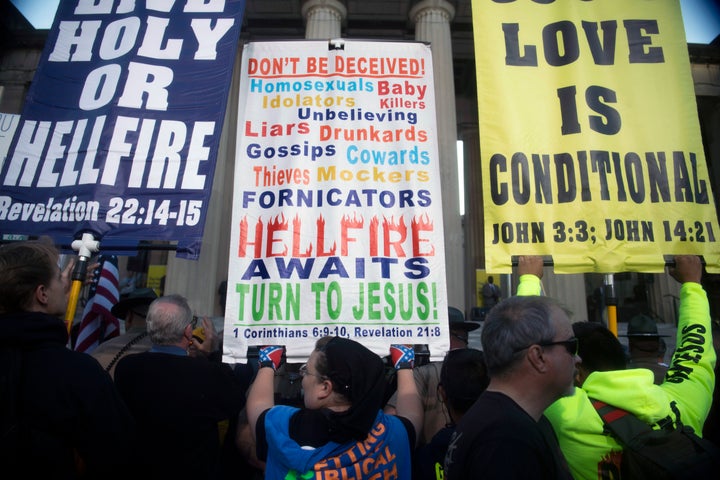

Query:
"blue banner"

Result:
[[0, 0, 246, 258]]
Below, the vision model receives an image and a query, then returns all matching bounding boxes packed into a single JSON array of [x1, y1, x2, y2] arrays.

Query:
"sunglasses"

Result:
[[514, 337, 579, 356]]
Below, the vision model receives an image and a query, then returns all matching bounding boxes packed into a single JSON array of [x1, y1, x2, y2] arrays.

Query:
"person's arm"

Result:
[[516, 255, 544, 296], [390, 345, 423, 446], [383, 390, 398, 415], [395, 368, 423, 445], [246, 346, 284, 438], [246, 368, 275, 438], [663, 255, 716, 432]]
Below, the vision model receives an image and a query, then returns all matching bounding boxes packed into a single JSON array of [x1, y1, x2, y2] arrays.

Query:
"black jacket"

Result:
[[0, 311, 135, 479], [114, 348, 251, 479]]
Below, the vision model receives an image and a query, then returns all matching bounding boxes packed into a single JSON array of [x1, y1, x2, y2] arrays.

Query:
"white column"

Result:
[[164, 47, 243, 318], [410, 0, 465, 310], [541, 270, 589, 323], [302, 0, 346, 40]]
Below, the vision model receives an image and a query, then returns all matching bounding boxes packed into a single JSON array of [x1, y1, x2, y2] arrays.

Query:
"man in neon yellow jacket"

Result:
[[518, 255, 715, 480]]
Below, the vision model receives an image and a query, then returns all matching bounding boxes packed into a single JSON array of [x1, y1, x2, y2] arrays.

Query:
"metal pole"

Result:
[[502, 273, 511, 301], [604, 273, 618, 337]]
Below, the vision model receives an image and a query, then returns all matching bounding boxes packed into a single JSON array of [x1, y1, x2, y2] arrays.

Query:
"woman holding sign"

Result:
[[246, 337, 422, 479]]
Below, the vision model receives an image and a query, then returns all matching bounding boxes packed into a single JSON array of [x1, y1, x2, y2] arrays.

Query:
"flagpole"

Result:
[[65, 233, 99, 335]]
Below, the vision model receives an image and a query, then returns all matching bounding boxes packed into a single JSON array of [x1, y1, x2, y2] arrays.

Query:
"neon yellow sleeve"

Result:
[[516, 274, 542, 297], [661, 281, 716, 435]]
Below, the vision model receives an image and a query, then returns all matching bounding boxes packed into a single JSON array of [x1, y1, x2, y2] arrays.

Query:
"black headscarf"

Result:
[[319, 337, 386, 442]]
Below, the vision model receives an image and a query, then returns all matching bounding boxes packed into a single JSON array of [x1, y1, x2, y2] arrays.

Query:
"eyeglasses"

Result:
[[190, 316, 198, 329], [299, 363, 326, 380], [514, 337, 579, 356]]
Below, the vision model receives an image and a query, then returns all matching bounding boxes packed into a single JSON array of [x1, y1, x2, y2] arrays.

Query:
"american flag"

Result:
[[74, 255, 120, 353]]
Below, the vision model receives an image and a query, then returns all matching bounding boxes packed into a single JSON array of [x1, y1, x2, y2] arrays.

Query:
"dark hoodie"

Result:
[[0, 311, 135, 479]]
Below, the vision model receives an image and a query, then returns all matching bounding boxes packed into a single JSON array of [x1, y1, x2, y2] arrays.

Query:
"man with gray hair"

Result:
[[114, 294, 254, 477], [445, 257, 576, 479]]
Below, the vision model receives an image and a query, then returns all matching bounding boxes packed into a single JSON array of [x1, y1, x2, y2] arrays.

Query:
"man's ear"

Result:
[[527, 345, 549, 373], [184, 323, 194, 341]]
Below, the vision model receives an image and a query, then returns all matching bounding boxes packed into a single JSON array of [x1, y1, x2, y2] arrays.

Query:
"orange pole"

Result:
[[607, 304, 618, 337], [65, 257, 89, 335], [65, 279, 83, 334]]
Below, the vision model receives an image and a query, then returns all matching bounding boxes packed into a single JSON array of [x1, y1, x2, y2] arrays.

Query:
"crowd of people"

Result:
[[1, 238, 718, 479]]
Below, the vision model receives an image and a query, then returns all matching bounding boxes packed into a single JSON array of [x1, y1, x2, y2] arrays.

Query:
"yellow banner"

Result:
[[473, 0, 720, 273]]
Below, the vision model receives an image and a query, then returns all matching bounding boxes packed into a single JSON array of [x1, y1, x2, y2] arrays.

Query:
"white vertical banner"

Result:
[[223, 40, 449, 363]]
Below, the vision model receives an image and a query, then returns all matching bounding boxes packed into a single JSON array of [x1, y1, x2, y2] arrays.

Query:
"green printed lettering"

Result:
[[235, 282, 300, 321]]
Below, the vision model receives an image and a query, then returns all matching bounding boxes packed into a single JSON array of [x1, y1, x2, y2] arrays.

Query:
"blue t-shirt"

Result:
[[260, 406, 414, 480]]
